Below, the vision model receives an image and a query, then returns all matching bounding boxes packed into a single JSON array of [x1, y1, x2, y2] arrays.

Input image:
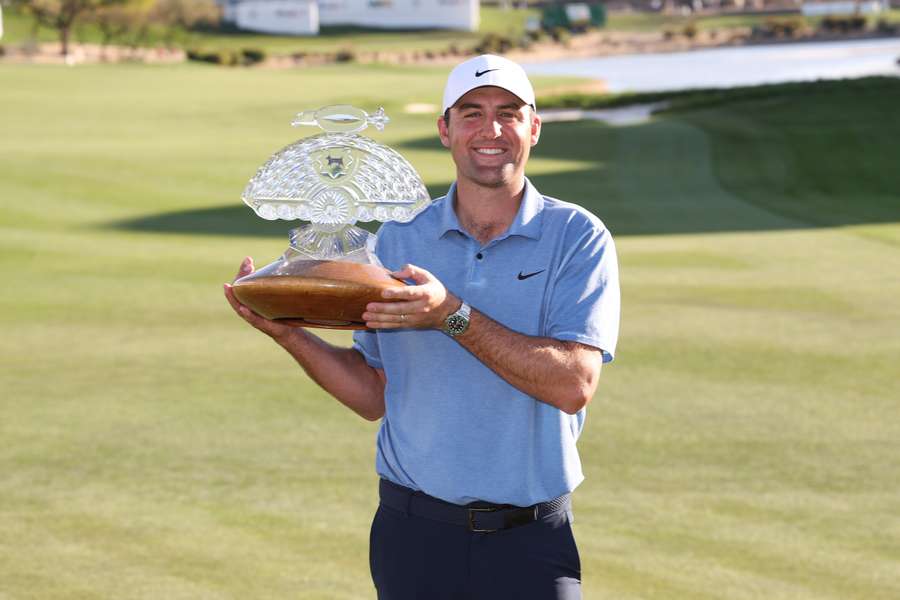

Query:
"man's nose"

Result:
[[478, 118, 502, 138]]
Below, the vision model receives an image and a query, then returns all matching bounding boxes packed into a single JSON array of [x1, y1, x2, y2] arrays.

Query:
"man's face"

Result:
[[437, 86, 541, 190]]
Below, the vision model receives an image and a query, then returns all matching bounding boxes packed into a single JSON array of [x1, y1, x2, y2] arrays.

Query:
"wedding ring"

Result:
[[400, 314, 406, 322]]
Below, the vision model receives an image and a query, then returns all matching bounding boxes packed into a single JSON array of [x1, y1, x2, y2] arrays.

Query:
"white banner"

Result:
[[236, 0, 320, 35], [318, 0, 479, 32], [801, 1, 887, 15]]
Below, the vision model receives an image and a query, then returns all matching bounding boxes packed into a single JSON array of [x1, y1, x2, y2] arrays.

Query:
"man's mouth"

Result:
[[474, 148, 505, 155]]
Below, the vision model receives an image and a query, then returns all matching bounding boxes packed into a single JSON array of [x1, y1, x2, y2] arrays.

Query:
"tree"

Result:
[[18, 0, 129, 56], [149, 0, 218, 48], [90, 0, 152, 55]]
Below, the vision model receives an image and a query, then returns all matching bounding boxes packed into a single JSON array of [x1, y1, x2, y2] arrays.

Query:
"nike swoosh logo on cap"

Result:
[[475, 69, 499, 77]]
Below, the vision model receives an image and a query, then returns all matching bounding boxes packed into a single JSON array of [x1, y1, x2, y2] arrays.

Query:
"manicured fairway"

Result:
[[1, 64, 898, 599]]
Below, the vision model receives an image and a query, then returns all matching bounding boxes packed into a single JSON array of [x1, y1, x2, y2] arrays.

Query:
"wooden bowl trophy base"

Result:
[[231, 259, 405, 330]]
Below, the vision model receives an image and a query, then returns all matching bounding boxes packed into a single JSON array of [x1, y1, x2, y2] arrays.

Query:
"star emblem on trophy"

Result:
[[314, 148, 355, 180], [231, 105, 431, 329]]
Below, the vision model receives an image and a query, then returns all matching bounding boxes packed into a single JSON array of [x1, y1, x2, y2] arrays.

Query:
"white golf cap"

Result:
[[441, 54, 536, 114]]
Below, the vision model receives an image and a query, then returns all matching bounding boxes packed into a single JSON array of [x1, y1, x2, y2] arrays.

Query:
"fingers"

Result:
[[224, 283, 256, 321], [364, 298, 428, 319], [223, 283, 279, 335], [390, 264, 433, 286], [374, 264, 449, 329], [234, 256, 254, 283], [364, 310, 418, 329], [382, 285, 429, 301], [383, 265, 437, 300]]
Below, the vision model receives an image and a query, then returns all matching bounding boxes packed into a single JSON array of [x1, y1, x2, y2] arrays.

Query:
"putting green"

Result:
[[1, 64, 898, 599]]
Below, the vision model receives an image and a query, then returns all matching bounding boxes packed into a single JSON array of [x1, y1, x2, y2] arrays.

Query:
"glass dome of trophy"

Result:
[[231, 105, 431, 329]]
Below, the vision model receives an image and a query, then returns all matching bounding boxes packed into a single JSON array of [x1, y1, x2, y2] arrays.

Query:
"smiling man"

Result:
[[225, 54, 619, 599]]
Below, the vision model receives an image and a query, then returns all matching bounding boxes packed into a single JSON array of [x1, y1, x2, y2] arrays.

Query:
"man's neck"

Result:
[[454, 178, 526, 246]]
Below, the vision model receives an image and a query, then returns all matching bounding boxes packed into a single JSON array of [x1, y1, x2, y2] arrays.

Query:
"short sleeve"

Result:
[[352, 329, 383, 369], [545, 224, 620, 363]]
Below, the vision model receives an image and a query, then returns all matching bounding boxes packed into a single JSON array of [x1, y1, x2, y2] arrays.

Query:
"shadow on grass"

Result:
[[110, 116, 900, 239]]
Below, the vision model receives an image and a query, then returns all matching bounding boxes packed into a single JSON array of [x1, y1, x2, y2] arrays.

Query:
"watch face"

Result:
[[446, 314, 467, 335]]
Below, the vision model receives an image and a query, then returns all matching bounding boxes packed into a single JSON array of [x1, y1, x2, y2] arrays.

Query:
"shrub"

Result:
[[753, 17, 808, 40], [821, 15, 867, 34], [186, 48, 237, 66], [682, 22, 698, 39], [527, 29, 547, 43], [783, 17, 804, 36], [0, 45, 5, 58], [876, 19, 899, 35], [476, 33, 514, 54], [550, 27, 571, 46], [239, 48, 266, 66], [334, 48, 356, 63]]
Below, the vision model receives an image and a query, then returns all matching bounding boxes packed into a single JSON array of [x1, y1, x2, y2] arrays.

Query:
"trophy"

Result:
[[231, 105, 431, 329]]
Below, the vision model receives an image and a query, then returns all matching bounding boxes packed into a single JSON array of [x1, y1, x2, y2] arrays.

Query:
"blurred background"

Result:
[[1, 1, 899, 598]]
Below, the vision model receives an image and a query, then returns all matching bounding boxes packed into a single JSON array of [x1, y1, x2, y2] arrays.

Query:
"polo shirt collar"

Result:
[[437, 178, 545, 241]]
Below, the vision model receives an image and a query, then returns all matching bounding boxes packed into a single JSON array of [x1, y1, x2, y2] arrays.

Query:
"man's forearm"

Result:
[[454, 307, 601, 415], [274, 329, 386, 421], [360, 265, 602, 413]]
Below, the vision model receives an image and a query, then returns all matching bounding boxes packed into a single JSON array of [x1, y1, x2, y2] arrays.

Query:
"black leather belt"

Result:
[[378, 479, 570, 534]]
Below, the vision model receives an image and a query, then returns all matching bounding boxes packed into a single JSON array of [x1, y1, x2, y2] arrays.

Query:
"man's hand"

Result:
[[223, 257, 296, 342], [363, 264, 460, 330]]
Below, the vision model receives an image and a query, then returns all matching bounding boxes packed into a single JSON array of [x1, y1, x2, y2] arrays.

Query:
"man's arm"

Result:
[[362, 265, 603, 415], [224, 257, 386, 421]]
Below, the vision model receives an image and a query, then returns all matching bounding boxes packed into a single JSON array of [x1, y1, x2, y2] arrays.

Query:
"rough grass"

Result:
[[1, 63, 899, 599]]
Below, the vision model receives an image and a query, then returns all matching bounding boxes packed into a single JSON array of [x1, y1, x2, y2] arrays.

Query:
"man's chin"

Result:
[[468, 168, 518, 189]]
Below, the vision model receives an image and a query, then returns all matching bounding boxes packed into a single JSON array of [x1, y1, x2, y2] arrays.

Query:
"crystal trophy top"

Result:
[[241, 105, 431, 261], [232, 106, 428, 329]]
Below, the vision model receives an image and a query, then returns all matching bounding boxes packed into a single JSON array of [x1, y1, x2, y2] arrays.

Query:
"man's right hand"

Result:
[[223, 257, 386, 421], [223, 256, 296, 342]]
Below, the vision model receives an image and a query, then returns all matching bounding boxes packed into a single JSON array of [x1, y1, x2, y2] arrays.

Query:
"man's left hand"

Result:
[[363, 264, 459, 330]]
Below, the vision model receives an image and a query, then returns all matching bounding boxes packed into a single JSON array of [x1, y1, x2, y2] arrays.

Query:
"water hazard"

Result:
[[523, 38, 900, 92]]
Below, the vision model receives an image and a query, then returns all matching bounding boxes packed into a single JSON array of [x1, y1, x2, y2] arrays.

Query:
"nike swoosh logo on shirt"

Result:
[[517, 270, 546, 281], [475, 69, 499, 77]]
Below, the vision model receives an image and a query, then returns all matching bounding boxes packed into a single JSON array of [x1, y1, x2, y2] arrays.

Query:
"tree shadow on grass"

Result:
[[111, 119, 900, 239], [111, 184, 449, 239]]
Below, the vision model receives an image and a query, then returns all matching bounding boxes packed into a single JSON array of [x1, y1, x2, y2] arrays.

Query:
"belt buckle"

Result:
[[468, 507, 499, 533]]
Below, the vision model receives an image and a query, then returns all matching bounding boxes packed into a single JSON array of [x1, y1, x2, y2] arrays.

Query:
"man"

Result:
[[224, 54, 619, 599]]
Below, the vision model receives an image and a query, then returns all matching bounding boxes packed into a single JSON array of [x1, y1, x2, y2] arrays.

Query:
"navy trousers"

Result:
[[369, 480, 582, 600]]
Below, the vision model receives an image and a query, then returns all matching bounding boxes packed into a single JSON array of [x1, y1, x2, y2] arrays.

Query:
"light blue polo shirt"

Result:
[[353, 178, 619, 506]]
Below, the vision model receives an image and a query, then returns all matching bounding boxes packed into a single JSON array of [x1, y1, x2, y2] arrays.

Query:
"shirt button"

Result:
[[476, 252, 484, 260]]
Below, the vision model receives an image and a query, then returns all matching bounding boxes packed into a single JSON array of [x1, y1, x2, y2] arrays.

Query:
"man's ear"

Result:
[[530, 111, 542, 147], [437, 115, 451, 148]]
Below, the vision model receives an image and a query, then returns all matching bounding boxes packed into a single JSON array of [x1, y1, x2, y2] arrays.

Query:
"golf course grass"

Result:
[[1, 63, 898, 599]]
